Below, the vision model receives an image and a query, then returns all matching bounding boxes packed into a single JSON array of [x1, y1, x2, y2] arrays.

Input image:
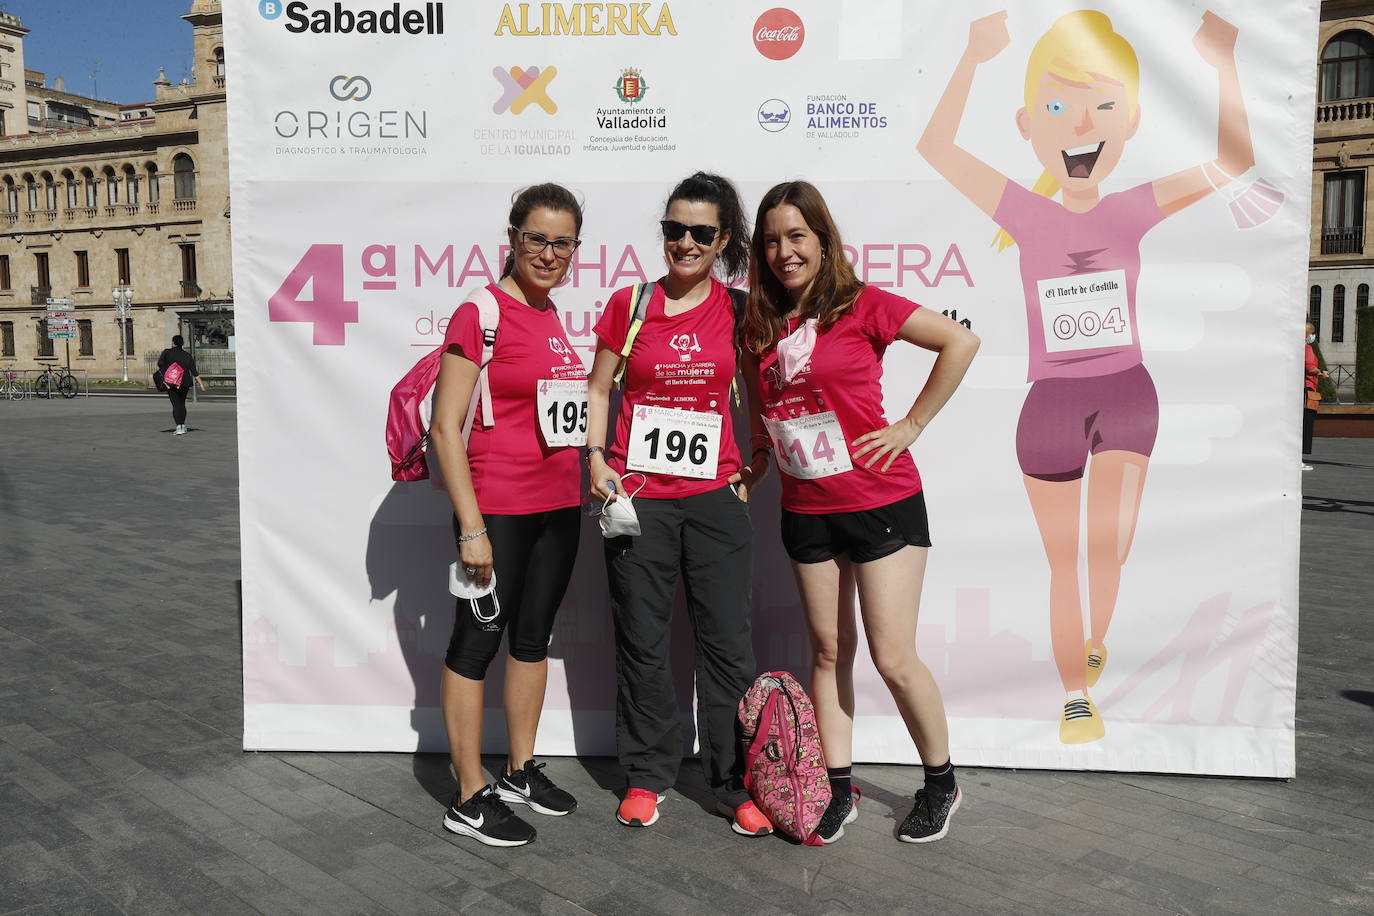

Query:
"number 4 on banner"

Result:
[[268, 244, 359, 345]]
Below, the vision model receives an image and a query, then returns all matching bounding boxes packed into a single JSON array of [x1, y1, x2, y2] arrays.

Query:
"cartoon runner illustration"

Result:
[[918, 9, 1253, 743]]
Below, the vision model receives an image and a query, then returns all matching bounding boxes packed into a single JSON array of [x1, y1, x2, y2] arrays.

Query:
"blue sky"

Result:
[[6, 1, 195, 105]]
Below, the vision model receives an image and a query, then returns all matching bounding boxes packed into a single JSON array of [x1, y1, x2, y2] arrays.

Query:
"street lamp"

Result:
[[112, 285, 134, 381]]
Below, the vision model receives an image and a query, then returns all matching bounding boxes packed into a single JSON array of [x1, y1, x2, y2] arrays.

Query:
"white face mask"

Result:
[[599, 474, 647, 538], [1306, 334, 1316, 345]]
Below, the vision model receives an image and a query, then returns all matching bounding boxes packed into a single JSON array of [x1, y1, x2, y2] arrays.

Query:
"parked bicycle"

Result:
[[1, 369, 27, 400], [32, 364, 78, 399]]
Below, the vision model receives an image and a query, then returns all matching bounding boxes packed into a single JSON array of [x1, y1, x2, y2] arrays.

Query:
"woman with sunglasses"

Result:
[[429, 183, 587, 847], [585, 172, 772, 836], [738, 181, 978, 844]]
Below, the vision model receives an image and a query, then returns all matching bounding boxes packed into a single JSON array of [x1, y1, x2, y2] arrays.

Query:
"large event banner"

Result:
[[228, 0, 1316, 775]]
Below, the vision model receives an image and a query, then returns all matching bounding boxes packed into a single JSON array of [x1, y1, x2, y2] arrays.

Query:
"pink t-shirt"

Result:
[[593, 278, 742, 499], [443, 284, 585, 515], [993, 181, 1166, 382], [756, 285, 923, 514]]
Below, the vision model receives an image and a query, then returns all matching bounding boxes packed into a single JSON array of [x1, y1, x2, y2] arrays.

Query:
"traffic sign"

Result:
[[45, 297, 74, 306]]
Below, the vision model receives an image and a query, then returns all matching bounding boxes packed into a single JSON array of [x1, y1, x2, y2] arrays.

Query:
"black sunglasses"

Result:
[[660, 220, 720, 246]]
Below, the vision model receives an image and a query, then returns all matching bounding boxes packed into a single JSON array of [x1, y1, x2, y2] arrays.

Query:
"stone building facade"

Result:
[[0, 0, 230, 383]]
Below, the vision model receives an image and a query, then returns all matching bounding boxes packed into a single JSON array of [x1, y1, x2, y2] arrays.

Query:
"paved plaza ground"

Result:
[[1, 398, 1372, 915]]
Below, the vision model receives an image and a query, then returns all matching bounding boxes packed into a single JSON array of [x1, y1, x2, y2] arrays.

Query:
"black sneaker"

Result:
[[496, 759, 577, 816], [898, 784, 961, 843], [443, 785, 536, 847], [813, 786, 859, 844]]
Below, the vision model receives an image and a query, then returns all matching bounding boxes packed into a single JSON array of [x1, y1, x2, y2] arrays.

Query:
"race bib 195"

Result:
[[1037, 269, 1133, 354], [766, 411, 853, 480], [626, 405, 721, 479], [536, 378, 589, 448]]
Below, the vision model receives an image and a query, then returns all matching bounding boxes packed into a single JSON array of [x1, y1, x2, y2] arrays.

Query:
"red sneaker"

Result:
[[728, 800, 773, 837], [616, 788, 665, 827]]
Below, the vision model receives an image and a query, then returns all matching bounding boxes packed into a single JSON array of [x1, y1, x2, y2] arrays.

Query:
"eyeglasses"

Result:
[[660, 220, 720, 246], [510, 227, 581, 258]]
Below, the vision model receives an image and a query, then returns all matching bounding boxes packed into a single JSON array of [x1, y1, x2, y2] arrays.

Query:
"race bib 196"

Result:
[[766, 411, 853, 480], [1037, 269, 1133, 354], [536, 378, 588, 448], [626, 405, 720, 479]]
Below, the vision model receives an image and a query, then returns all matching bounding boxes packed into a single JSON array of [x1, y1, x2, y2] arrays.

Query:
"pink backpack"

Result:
[[386, 286, 499, 482], [737, 671, 832, 844], [162, 361, 186, 389]]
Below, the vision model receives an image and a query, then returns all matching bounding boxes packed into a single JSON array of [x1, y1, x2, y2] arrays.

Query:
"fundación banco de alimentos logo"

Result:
[[758, 99, 790, 132], [493, 65, 558, 115], [328, 75, 372, 101], [753, 8, 804, 60]]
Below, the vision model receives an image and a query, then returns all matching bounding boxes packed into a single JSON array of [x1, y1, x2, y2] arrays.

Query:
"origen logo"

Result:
[[329, 75, 372, 102], [757, 99, 790, 132], [492, 65, 558, 115], [753, 8, 804, 60]]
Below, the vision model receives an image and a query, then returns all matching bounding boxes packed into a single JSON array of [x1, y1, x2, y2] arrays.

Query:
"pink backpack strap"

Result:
[[458, 286, 500, 442]]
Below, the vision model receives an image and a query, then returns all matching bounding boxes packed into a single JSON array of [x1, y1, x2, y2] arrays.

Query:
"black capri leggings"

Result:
[[445, 507, 580, 680]]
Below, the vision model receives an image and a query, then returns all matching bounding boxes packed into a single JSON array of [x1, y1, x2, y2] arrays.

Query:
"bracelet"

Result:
[[585, 445, 605, 463], [457, 527, 487, 543]]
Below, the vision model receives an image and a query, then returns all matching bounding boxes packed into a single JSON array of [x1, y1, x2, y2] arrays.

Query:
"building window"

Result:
[[180, 243, 198, 297], [105, 169, 119, 206], [173, 153, 196, 199], [4, 178, 15, 213], [74, 250, 89, 288], [215, 47, 225, 77], [1309, 285, 1322, 340], [120, 317, 134, 357], [0, 254, 9, 290], [1333, 284, 1346, 343], [1321, 30, 1374, 102], [1321, 171, 1365, 254], [1360, 283, 1370, 312], [77, 318, 93, 356], [0, 321, 13, 357], [64, 173, 76, 209], [36, 319, 53, 357], [115, 248, 130, 285], [26, 100, 38, 125], [147, 164, 159, 203], [25, 178, 36, 210], [34, 251, 49, 287], [125, 167, 138, 206], [83, 171, 97, 207], [43, 175, 56, 210]]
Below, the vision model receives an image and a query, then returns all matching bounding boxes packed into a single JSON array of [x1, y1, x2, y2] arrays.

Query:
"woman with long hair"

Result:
[[585, 172, 773, 836], [918, 9, 1253, 742], [739, 180, 979, 843], [429, 183, 587, 846]]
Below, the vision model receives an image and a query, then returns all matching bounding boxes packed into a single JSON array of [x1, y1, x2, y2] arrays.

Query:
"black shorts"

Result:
[[780, 491, 931, 565]]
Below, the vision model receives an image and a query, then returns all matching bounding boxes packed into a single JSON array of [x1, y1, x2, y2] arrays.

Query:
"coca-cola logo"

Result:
[[753, 8, 804, 60]]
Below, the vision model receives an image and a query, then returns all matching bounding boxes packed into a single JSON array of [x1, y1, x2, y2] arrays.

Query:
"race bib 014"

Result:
[[1037, 269, 1133, 354], [766, 411, 853, 480]]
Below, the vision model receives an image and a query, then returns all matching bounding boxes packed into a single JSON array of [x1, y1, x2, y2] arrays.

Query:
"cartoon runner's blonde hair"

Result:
[[995, 10, 1140, 251]]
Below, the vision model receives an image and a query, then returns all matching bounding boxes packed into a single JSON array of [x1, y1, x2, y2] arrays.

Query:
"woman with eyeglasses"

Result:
[[738, 180, 978, 844], [584, 172, 772, 836], [428, 183, 587, 847]]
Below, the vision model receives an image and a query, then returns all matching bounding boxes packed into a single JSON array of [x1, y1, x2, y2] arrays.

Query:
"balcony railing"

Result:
[[1, 213, 14, 225], [173, 198, 197, 212], [181, 280, 201, 298], [146, 202, 159, 215], [1321, 227, 1365, 255], [1318, 99, 1374, 123], [30, 285, 50, 305]]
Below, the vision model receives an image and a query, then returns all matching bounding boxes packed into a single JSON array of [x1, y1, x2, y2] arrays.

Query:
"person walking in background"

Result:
[[1304, 321, 1327, 471], [157, 334, 206, 435]]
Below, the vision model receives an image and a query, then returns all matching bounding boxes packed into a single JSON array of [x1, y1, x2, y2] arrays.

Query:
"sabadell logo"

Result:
[[753, 7, 803, 61], [260, 1, 445, 35]]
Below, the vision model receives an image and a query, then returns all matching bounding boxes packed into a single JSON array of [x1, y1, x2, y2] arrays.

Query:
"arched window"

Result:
[[214, 47, 225, 78], [1322, 30, 1374, 102], [1360, 283, 1370, 309], [41, 172, 56, 211], [3, 177, 15, 213], [103, 166, 118, 205], [173, 153, 196, 199], [62, 170, 76, 209], [24, 174, 36, 211], [146, 163, 159, 204], [82, 168, 96, 208], [124, 165, 138, 206], [1333, 285, 1347, 343], [1309, 285, 1323, 340]]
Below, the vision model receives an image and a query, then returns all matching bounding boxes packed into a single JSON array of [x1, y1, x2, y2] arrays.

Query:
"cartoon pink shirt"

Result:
[[594, 278, 742, 499], [443, 284, 585, 515], [993, 181, 1166, 382]]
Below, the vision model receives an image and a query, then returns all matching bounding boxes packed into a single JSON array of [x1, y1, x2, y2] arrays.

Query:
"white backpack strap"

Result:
[[459, 286, 501, 441]]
